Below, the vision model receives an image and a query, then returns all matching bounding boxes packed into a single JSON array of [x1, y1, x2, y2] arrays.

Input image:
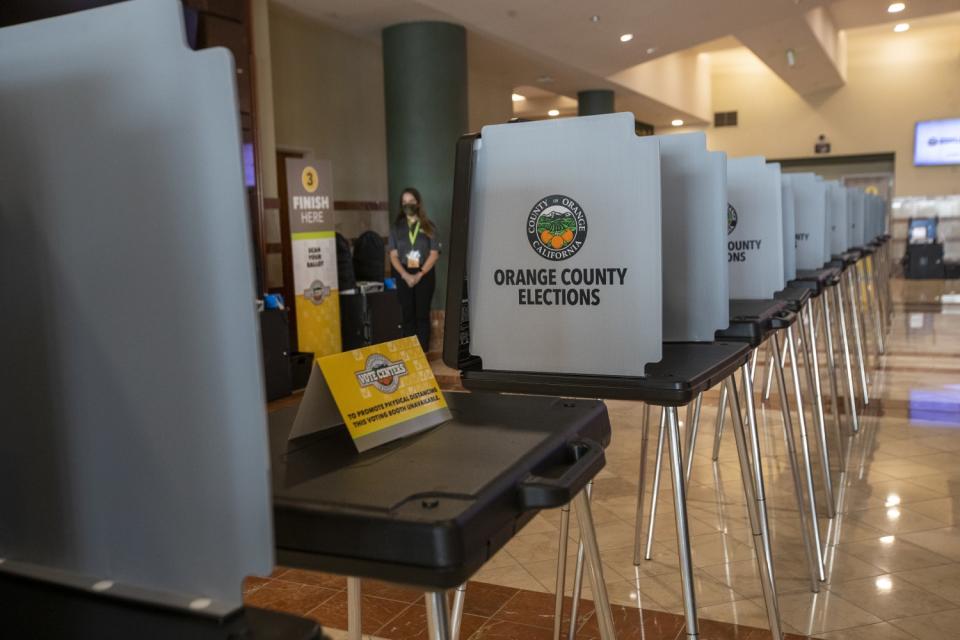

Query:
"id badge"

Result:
[[406, 249, 421, 270]]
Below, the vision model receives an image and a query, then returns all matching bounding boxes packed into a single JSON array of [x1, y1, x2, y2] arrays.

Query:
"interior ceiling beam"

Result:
[[733, 6, 847, 96]]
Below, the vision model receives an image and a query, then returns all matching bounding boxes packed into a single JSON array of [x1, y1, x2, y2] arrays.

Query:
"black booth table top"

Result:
[[0, 571, 321, 640], [715, 299, 795, 348], [794, 267, 842, 291], [271, 392, 611, 590], [830, 251, 863, 268], [775, 285, 814, 310], [459, 342, 751, 406]]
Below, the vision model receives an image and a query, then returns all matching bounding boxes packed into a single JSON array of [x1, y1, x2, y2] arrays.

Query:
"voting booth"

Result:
[[445, 117, 785, 640], [792, 173, 830, 270], [820, 178, 832, 264], [849, 189, 866, 249], [829, 181, 849, 257], [727, 157, 786, 299], [780, 173, 797, 281], [0, 0, 275, 620], [866, 194, 886, 241], [466, 113, 662, 375], [657, 132, 729, 342]]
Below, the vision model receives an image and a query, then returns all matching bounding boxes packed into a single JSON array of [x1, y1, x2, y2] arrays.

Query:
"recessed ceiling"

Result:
[[272, 0, 960, 125]]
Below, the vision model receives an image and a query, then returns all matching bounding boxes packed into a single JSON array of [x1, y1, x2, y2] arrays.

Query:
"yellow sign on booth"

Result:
[[290, 336, 450, 452]]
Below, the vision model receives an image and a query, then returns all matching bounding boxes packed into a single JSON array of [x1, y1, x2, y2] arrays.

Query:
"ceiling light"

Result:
[[511, 93, 526, 102], [671, 119, 684, 127], [786, 48, 797, 68], [590, 15, 600, 22], [537, 74, 554, 84], [620, 33, 634, 43], [894, 22, 910, 32], [888, 2, 906, 13], [646, 47, 658, 54], [548, 109, 560, 117]]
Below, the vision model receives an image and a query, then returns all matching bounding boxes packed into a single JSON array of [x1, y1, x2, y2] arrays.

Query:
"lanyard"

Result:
[[408, 221, 421, 246]]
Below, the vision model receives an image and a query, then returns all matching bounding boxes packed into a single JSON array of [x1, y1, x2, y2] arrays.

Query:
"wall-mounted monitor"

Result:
[[914, 118, 960, 166]]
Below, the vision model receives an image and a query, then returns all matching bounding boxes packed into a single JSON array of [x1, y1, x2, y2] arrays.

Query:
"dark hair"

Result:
[[397, 187, 435, 237]]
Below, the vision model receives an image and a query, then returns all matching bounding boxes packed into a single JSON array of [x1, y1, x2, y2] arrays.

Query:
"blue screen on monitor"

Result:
[[914, 118, 960, 166]]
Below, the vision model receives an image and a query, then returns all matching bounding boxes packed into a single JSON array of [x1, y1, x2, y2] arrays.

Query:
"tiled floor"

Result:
[[251, 278, 960, 640]]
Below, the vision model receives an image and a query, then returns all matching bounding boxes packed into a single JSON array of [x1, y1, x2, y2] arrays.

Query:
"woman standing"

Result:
[[388, 187, 440, 352]]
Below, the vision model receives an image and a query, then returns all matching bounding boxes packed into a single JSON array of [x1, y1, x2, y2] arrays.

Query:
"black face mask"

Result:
[[402, 203, 419, 216]]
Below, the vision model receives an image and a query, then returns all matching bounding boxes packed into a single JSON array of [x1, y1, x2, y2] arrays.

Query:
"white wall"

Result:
[[702, 16, 960, 197]]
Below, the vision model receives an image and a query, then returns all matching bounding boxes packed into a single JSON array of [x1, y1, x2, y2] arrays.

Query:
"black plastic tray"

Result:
[[271, 391, 610, 590], [829, 250, 862, 268], [0, 571, 321, 640], [715, 299, 794, 348], [775, 285, 814, 310], [460, 341, 750, 406], [791, 266, 842, 295]]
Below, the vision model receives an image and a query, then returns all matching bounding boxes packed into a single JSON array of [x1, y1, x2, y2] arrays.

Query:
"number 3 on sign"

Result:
[[301, 166, 319, 193]]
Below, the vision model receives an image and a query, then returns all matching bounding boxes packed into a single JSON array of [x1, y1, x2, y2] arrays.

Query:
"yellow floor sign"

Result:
[[285, 157, 341, 357]]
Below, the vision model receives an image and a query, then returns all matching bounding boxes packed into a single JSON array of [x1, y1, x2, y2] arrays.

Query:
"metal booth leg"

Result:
[[347, 577, 362, 640], [786, 326, 827, 581], [554, 503, 571, 640], [426, 591, 452, 640], [574, 488, 617, 640], [665, 406, 700, 639], [633, 404, 652, 565], [847, 267, 870, 405], [796, 309, 818, 412], [642, 409, 667, 562], [763, 339, 786, 403], [713, 344, 759, 462], [771, 333, 822, 592], [567, 483, 591, 640], [724, 371, 784, 640], [820, 293, 846, 458], [712, 385, 728, 461], [869, 256, 886, 355], [858, 260, 878, 366], [684, 393, 703, 484], [803, 303, 836, 518], [835, 278, 860, 433], [451, 584, 467, 640]]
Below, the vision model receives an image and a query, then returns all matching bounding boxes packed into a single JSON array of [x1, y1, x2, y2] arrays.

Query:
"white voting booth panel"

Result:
[[829, 181, 848, 257], [658, 132, 729, 342], [850, 189, 866, 248], [866, 196, 877, 240], [845, 188, 858, 251], [727, 157, 785, 299], [820, 178, 832, 263], [866, 195, 885, 240], [780, 171, 797, 281], [792, 173, 829, 270], [0, 0, 272, 615], [468, 113, 662, 375]]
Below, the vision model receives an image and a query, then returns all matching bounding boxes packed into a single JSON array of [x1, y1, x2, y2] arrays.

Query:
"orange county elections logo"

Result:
[[727, 203, 738, 235], [527, 195, 587, 261], [355, 354, 408, 393]]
